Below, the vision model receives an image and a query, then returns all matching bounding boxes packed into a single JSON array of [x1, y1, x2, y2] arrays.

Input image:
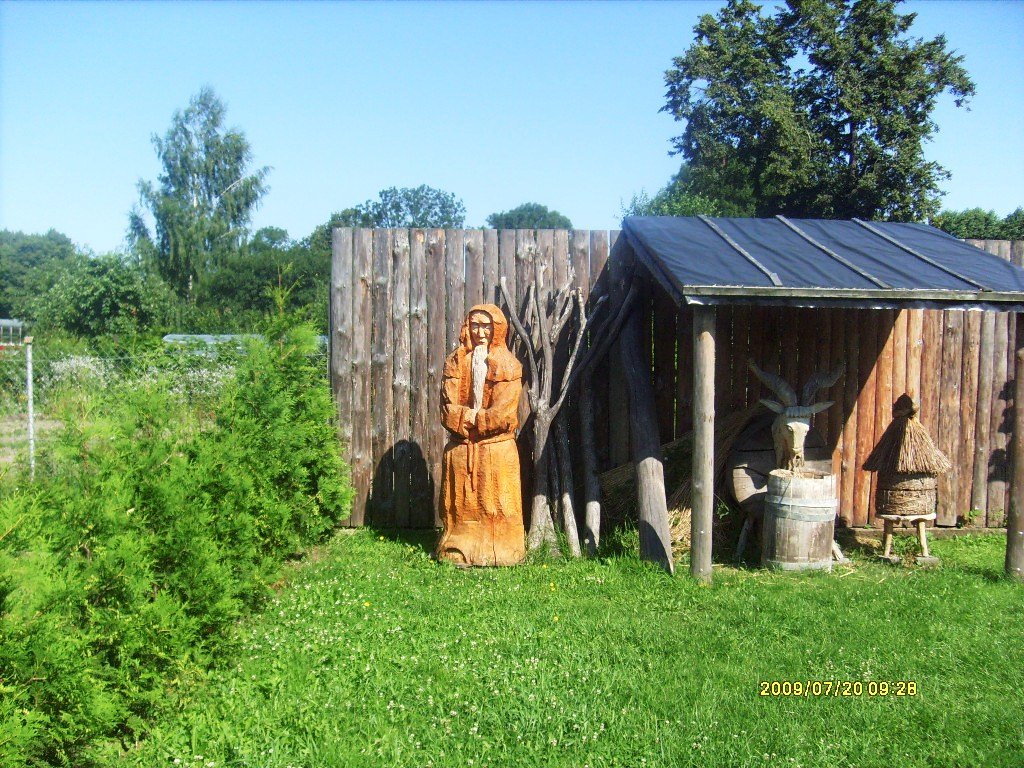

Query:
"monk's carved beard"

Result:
[[471, 343, 488, 410]]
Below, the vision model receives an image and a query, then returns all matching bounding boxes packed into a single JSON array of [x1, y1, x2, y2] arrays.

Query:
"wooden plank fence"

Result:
[[331, 229, 1023, 529]]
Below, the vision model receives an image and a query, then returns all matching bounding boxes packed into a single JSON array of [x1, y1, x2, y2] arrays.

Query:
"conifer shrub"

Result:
[[0, 319, 351, 766]]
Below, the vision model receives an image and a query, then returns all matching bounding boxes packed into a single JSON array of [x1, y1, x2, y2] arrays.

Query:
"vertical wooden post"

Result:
[[483, 229, 500, 304], [445, 229, 466, 353], [330, 228, 354, 464], [1007, 323, 1024, 581], [958, 311, 981, 520], [691, 305, 716, 583], [391, 229, 412, 528], [973, 311, 996, 520], [938, 312, 964, 526], [350, 229, 374, 526], [607, 232, 632, 466], [426, 229, 447, 524], [409, 229, 432, 527], [371, 229, 395, 526], [853, 311, 878, 526], [464, 229, 484, 312], [620, 293, 674, 574], [872, 310, 896, 525], [838, 309, 859, 525]]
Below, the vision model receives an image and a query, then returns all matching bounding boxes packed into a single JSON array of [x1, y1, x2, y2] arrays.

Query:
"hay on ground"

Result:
[[599, 405, 759, 560]]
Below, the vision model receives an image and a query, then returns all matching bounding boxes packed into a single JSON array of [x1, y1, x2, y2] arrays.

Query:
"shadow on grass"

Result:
[[365, 525, 438, 555], [834, 525, 881, 558]]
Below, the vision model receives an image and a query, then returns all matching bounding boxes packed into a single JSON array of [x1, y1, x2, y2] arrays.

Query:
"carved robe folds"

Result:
[[436, 304, 526, 566]]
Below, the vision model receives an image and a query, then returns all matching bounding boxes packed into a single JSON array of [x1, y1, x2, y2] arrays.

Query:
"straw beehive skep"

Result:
[[863, 394, 952, 475]]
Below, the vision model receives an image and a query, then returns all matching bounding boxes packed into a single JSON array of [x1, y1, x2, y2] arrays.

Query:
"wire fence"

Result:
[[0, 343, 329, 474]]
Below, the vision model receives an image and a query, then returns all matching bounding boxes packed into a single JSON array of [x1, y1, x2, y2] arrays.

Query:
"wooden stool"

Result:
[[878, 513, 939, 566]]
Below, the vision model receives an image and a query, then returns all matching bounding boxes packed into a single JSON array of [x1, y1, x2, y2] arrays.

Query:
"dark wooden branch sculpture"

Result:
[[498, 245, 637, 554]]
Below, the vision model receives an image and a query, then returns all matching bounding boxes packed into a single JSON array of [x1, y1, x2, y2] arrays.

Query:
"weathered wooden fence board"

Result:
[[331, 230, 1022, 530], [349, 229, 374, 526], [906, 309, 924, 404], [330, 228, 353, 465], [973, 310, 996, 518], [589, 229, 611, 473], [409, 229, 433, 527], [653, 285, 677, 441], [873, 310, 896, 523], [426, 229, 447, 524], [827, 308, 846, 451], [919, 310, 942, 438], [958, 311, 981, 521], [391, 229, 412, 529], [839, 308, 860, 519], [852, 310, 879, 526], [483, 229, 500, 305], [464, 229, 484, 312], [370, 230, 395, 526], [992, 240, 1014, 523], [607, 231, 631, 467], [937, 311, 964, 526], [445, 229, 466, 353], [812, 308, 832, 441]]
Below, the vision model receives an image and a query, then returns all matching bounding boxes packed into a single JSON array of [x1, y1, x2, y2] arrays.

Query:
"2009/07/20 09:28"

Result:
[[759, 680, 918, 697]]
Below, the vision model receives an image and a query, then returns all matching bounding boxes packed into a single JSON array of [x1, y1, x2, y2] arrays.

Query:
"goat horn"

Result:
[[749, 360, 798, 407], [800, 362, 846, 406]]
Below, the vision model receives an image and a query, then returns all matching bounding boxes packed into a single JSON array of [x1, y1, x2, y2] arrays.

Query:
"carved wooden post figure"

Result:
[[749, 361, 845, 471], [435, 304, 526, 567], [744, 361, 847, 569]]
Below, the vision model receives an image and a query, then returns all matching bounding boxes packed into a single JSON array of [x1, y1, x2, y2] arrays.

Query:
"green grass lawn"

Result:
[[106, 531, 1023, 768]]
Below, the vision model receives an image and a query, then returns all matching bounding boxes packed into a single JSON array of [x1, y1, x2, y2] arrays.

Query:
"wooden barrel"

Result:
[[875, 473, 937, 517], [761, 470, 837, 572]]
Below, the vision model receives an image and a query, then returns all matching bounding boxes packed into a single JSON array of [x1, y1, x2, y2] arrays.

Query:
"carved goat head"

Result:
[[748, 361, 845, 471]]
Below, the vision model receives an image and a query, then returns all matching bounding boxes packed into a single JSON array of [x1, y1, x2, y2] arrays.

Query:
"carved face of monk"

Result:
[[469, 312, 493, 348]]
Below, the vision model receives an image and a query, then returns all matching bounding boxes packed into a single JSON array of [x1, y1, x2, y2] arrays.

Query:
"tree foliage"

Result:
[[312, 186, 466, 240], [33, 253, 176, 337], [200, 227, 329, 330], [0, 322, 350, 765], [486, 203, 572, 229], [0, 229, 79, 318], [298, 186, 466, 282], [931, 207, 1024, 241], [129, 88, 270, 300], [663, 0, 975, 220], [621, 166, 736, 218]]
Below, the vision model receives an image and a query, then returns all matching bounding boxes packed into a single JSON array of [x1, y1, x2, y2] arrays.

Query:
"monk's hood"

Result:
[[460, 303, 511, 351]]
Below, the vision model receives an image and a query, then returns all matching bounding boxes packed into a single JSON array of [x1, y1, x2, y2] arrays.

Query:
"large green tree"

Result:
[[486, 203, 572, 229], [302, 185, 466, 263], [129, 88, 270, 300], [35, 253, 176, 337], [200, 226, 329, 330], [313, 186, 466, 236], [0, 229, 79, 318], [663, 0, 975, 220]]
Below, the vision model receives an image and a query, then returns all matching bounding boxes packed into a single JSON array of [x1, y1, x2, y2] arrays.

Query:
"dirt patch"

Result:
[[0, 416, 62, 466]]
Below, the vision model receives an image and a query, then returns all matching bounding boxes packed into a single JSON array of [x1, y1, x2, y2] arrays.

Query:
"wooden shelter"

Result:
[[328, 225, 1024, 581], [619, 216, 1024, 581]]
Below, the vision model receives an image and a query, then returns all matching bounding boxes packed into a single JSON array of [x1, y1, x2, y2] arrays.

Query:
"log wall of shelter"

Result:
[[330, 230, 1022, 529]]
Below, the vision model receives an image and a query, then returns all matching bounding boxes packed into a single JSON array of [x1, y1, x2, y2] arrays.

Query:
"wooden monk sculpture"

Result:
[[435, 304, 526, 566]]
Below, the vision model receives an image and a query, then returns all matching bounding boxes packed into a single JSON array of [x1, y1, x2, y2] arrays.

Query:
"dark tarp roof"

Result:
[[622, 216, 1024, 311]]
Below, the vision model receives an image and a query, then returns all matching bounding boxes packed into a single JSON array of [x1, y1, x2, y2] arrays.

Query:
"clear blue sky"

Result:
[[1, 1, 1022, 255]]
